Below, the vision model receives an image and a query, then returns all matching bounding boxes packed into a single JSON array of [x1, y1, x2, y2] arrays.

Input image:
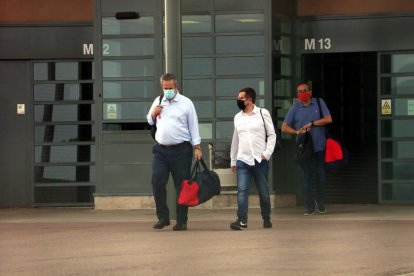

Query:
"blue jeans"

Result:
[[236, 159, 271, 221], [151, 142, 192, 224], [298, 151, 326, 212]]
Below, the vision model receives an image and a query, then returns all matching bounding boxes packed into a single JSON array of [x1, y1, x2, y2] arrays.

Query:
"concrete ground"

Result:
[[1, 205, 414, 276]]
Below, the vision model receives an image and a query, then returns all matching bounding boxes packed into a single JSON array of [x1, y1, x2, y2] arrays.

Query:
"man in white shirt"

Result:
[[147, 73, 202, 231], [230, 87, 276, 230]]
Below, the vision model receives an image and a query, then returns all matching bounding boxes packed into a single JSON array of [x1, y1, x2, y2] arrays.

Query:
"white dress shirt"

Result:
[[147, 92, 201, 146], [230, 105, 276, 166]]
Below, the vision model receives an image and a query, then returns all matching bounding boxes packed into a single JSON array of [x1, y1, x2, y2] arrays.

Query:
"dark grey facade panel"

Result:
[[0, 26, 93, 60], [297, 15, 414, 53]]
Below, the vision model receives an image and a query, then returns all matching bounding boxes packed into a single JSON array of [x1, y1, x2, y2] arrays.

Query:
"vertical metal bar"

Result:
[[164, 0, 182, 219]]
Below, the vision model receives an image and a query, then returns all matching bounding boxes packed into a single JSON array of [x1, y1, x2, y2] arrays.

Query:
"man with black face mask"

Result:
[[229, 87, 277, 230]]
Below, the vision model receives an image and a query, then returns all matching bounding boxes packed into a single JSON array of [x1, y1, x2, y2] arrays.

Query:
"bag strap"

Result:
[[153, 95, 163, 123], [259, 108, 268, 142], [316, 98, 328, 138], [316, 98, 323, 119]]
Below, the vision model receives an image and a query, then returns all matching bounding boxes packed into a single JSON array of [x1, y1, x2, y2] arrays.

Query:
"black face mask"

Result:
[[237, 99, 247, 110]]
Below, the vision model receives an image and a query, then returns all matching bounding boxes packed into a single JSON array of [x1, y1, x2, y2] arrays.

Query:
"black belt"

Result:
[[158, 141, 189, 149]]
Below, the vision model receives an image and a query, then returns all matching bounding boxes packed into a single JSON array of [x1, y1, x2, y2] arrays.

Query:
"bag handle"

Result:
[[189, 157, 210, 181]]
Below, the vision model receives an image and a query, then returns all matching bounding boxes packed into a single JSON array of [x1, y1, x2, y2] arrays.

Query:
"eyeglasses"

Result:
[[297, 89, 309, 93], [237, 97, 250, 101]]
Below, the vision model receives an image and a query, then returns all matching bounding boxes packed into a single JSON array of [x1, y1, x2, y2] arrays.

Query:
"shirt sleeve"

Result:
[[283, 104, 295, 127], [187, 100, 201, 146], [146, 96, 160, 125], [230, 126, 239, 167]]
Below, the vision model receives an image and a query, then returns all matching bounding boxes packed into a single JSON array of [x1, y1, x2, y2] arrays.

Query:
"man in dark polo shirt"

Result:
[[282, 82, 332, 215]]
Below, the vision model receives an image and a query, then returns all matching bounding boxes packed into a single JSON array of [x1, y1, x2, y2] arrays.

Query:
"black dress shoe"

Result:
[[153, 219, 170, 229], [173, 224, 187, 231]]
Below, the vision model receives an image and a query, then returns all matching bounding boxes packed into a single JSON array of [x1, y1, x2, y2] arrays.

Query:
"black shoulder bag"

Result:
[[150, 95, 163, 140], [295, 131, 314, 164]]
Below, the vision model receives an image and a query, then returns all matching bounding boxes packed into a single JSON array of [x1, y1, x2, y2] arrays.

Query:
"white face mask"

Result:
[[163, 89, 175, 100]]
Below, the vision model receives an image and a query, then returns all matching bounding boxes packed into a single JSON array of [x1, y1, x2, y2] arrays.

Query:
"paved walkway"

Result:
[[1, 205, 414, 276]]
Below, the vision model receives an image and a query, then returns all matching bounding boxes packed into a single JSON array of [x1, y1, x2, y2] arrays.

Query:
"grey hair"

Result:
[[160, 73, 178, 87]]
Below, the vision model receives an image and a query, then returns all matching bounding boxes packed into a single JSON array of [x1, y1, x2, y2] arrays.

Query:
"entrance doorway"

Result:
[[303, 52, 378, 203]]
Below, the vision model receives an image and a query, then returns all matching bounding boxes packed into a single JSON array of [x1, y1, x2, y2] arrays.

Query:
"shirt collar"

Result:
[[299, 97, 316, 107]]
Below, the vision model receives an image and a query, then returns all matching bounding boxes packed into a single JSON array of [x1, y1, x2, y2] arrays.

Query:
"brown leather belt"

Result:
[[158, 141, 189, 149]]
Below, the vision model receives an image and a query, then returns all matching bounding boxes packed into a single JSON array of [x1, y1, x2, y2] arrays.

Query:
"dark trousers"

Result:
[[151, 142, 192, 224], [298, 151, 326, 212]]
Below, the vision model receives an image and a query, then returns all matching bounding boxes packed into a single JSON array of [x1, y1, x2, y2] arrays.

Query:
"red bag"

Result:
[[178, 158, 221, 206], [178, 180, 199, 206], [325, 138, 343, 162]]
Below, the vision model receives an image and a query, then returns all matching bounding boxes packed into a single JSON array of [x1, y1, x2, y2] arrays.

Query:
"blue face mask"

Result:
[[163, 89, 175, 100]]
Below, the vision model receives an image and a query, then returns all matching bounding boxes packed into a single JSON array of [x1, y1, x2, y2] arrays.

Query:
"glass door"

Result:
[[379, 52, 414, 203]]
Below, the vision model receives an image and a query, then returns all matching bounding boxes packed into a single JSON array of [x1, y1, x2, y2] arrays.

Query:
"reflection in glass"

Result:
[[387, 120, 414, 137], [103, 60, 154, 78], [274, 99, 294, 118], [216, 57, 264, 75], [102, 17, 154, 35], [216, 78, 265, 96], [183, 58, 212, 76], [199, 123, 212, 139], [215, 14, 264, 33], [182, 15, 211, 33], [391, 54, 414, 73], [103, 102, 152, 120], [381, 76, 414, 95], [182, 37, 212, 55], [216, 100, 239, 118], [395, 99, 414, 116], [216, 121, 234, 139], [35, 145, 95, 163], [35, 104, 94, 122], [34, 62, 93, 81], [56, 62, 78, 80], [103, 81, 155, 99], [216, 35, 263, 54], [381, 141, 414, 159], [193, 100, 212, 118], [34, 166, 95, 183], [34, 84, 93, 101], [35, 125, 95, 142], [382, 183, 414, 201], [382, 162, 414, 180], [102, 38, 154, 56], [182, 79, 212, 97], [273, 57, 291, 76], [273, 79, 291, 97], [381, 141, 392, 158]]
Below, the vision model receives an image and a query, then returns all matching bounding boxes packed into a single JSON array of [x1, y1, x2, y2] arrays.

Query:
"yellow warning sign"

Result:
[[107, 104, 117, 119], [381, 99, 391, 115]]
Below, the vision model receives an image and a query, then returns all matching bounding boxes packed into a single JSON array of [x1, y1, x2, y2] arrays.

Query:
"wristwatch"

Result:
[[311, 121, 314, 126]]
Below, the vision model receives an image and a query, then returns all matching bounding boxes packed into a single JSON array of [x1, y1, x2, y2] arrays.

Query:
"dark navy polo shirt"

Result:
[[283, 97, 331, 152]]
